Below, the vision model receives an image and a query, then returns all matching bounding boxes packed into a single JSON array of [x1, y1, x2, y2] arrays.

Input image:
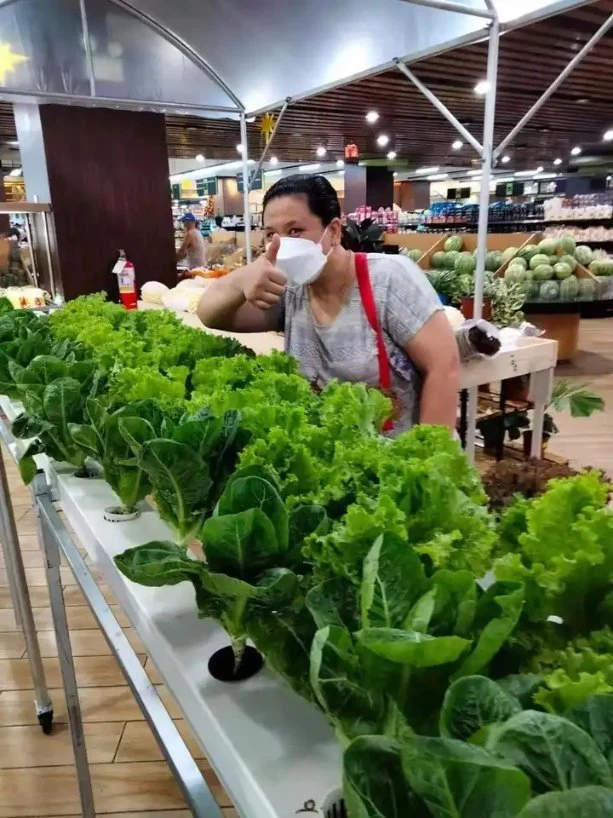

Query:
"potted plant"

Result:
[[343, 218, 385, 253]]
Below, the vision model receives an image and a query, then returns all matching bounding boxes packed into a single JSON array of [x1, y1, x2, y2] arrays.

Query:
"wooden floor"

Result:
[[0, 318, 610, 817]]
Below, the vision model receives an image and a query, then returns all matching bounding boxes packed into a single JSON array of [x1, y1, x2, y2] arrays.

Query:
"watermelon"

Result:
[[590, 258, 613, 276], [559, 254, 577, 272], [537, 238, 557, 256], [539, 280, 560, 301], [575, 245, 594, 265], [577, 278, 596, 301], [559, 235, 576, 255], [523, 280, 540, 300], [444, 235, 463, 252], [432, 251, 446, 269], [553, 262, 573, 280], [518, 244, 538, 260], [501, 246, 519, 265], [505, 265, 527, 284], [529, 253, 552, 270], [533, 264, 554, 281], [406, 248, 423, 263], [560, 275, 579, 300], [443, 251, 460, 269], [485, 250, 503, 272], [454, 254, 476, 274], [510, 256, 528, 270]]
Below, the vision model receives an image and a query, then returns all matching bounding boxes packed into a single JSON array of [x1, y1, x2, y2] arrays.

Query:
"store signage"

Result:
[[237, 171, 263, 192], [196, 178, 218, 197]]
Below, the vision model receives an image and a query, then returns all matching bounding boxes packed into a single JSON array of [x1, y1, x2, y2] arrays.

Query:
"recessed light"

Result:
[[377, 134, 390, 147], [474, 80, 490, 95], [246, 116, 256, 123], [607, 175, 612, 181], [236, 143, 244, 153], [316, 146, 327, 158], [571, 146, 582, 156], [576, 97, 590, 104], [415, 166, 439, 174], [537, 166, 544, 172], [336, 159, 344, 168], [604, 130, 613, 142], [195, 153, 205, 162], [553, 158, 562, 166], [393, 172, 398, 178], [501, 155, 511, 164], [452, 140, 463, 150], [270, 155, 278, 165], [387, 150, 397, 160], [366, 110, 379, 124]]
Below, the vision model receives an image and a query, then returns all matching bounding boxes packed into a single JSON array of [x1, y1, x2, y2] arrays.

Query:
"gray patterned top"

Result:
[[279, 253, 442, 434]]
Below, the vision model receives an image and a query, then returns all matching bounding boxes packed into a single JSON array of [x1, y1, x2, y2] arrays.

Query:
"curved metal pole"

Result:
[[250, 98, 291, 191], [106, 0, 245, 111]]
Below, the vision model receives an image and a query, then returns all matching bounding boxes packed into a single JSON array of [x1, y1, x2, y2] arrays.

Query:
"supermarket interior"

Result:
[[2, 1, 613, 817]]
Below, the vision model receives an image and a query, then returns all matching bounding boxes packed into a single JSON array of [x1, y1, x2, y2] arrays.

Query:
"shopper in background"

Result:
[[176, 213, 207, 269], [198, 174, 459, 433]]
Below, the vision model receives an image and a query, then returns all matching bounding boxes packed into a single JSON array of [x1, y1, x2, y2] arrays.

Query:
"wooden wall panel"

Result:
[[39, 106, 175, 300], [0, 168, 9, 235]]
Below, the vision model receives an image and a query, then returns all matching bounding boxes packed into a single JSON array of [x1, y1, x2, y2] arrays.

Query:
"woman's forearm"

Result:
[[419, 370, 460, 430], [197, 271, 246, 329]]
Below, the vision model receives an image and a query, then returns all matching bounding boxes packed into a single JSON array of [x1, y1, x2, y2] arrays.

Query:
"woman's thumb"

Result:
[[265, 233, 281, 264]]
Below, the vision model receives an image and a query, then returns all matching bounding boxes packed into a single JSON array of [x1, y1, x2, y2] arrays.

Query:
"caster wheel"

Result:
[[38, 710, 53, 735]]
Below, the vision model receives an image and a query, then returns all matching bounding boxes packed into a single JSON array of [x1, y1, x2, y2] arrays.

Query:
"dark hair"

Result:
[[262, 174, 341, 225], [214, 215, 223, 227]]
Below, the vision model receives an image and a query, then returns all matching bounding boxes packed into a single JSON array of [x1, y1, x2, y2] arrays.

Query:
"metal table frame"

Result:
[[0, 415, 222, 817]]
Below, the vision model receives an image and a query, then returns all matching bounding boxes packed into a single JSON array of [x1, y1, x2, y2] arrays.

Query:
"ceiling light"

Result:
[[514, 168, 542, 177], [316, 146, 327, 158], [576, 97, 590, 104], [427, 173, 449, 181], [537, 165, 544, 172], [535, 173, 558, 180], [236, 143, 244, 153], [571, 146, 582, 156], [195, 153, 205, 162], [336, 159, 344, 168], [246, 116, 256, 123], [269, 155, 278, 165], [474, 80, 490, 95], [452, 140, 463, 150], [365, 110, 379, 124], [299, 163, 321, 172], [607, 175, 612, 181], [8, 167, 22, 177], [6, 140, 18, 147], [553, 158, 562, 166], [393, 172, 398, 178], [501, 155, 511, 164], [467, 170, 482, 176], [604, 130, 613, 142], [387, 150, 397, 160], [415, 165, 439, 174], [377, 134, 390, 147]]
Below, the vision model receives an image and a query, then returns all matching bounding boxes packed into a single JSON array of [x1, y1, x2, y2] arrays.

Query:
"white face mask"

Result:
[[272, 227, 331, 287]]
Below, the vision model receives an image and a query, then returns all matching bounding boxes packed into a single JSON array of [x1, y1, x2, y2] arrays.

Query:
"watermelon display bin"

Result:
[[383, 232, 444, 263]]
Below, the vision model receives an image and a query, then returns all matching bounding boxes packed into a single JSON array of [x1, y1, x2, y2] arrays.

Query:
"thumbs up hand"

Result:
[[235, 233, 287, 310]]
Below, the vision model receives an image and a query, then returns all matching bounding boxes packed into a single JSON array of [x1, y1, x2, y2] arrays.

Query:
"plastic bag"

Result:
[[455, 318, 501, 361]]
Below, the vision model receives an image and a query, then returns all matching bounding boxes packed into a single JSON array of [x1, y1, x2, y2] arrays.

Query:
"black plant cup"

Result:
[[208, 643, 264, 683]]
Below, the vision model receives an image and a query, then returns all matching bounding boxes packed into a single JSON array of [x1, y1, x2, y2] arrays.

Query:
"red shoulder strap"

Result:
[[355, 253, 392, 392]]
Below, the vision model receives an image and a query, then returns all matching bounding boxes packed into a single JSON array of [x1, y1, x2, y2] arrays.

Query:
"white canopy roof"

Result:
[[0, 0, 590, 113]]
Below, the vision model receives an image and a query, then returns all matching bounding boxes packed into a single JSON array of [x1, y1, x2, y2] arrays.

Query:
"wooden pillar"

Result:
[[17, 104, 176, 300], [0, 165, 9, 235], [344, 165, 394, 214]]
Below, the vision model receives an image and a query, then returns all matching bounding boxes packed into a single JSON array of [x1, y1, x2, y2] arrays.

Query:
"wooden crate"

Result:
[[383, 232, 443, 262]]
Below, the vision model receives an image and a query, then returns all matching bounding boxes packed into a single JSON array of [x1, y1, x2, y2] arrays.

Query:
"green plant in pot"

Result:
[[343, 218, 385, 253]]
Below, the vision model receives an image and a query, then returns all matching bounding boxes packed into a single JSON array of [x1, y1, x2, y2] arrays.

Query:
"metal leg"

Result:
[[34, 474, 221, 817], [529, 368, 554, 458], [496, 380, 506, 462], [464, 387, 478, 464], [459, 389, 468, 447], [33, 472, 95, 816], [0, 446, 53, 729]]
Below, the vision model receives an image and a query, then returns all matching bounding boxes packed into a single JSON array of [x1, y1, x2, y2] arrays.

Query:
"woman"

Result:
[[198, 175, 459, 433]]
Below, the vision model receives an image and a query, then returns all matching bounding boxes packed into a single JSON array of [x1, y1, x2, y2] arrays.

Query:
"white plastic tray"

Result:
[[54, 467, 341, 818]]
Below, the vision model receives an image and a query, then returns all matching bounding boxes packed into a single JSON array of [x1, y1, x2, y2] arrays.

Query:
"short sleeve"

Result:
[[375, 255, 442, 348]]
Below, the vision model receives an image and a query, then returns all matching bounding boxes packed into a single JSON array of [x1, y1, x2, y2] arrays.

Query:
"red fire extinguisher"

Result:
[[112, 250, 138, 310]]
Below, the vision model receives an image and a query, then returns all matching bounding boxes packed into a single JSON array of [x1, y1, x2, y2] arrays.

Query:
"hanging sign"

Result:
[[237, 171, 263, 193]]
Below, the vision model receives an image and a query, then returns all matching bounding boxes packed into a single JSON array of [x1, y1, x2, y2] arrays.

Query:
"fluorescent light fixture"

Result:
[[415, 166, 439, 174], [236, 143, 244, 153], [604, 130, 613, 142], [265, 169, 282, 177], [496, 177, 515, 183], [316, 146, 327, 158], [571, 146, 582, 155], [168, 159, 254, 183], [427, 173, 449, 181], [452, 140, 463, 150], [553, 158, 562, 166], [467, 170, 482, 177], [195, 153, 205, 162], [501, 155, 511, 164], [336, 159, 344, 168], [474, 80, 490, 95], [514, 168, 542, 176], [377, 134, 390, 147], [8, 167, 22, 177], [387, 150, 397, 160], [299, 163, 321, 172], [269, 155, 278, 165], [6, 140, 18, 147], [535, 173, 558, 180], [365, 110, 379, 123]]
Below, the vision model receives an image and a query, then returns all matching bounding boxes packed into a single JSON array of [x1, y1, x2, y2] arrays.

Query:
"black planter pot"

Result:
[[208, 645, 264, 683]]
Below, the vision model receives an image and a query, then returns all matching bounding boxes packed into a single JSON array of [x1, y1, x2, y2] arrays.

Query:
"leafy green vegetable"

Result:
[[566, 695, 613, 770], [440, 676, 521, 741], [517, 787, 613, 817]]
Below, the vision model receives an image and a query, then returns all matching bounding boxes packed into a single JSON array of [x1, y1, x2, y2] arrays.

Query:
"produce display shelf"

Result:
[[52, 465, 341, 818]]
